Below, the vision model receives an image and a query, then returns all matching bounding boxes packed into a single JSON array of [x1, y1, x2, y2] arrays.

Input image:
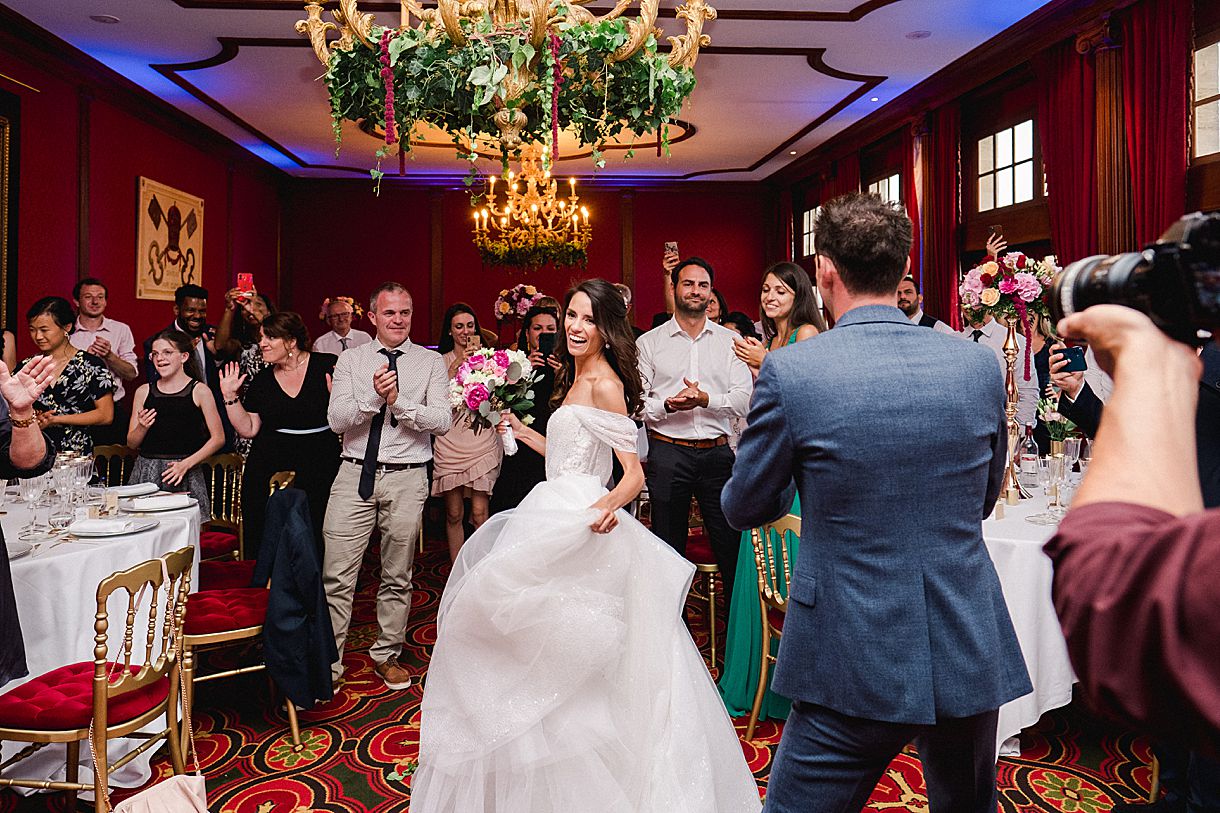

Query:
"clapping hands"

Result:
[[732, 336, 767, 370], [665, 378, 708, 412]]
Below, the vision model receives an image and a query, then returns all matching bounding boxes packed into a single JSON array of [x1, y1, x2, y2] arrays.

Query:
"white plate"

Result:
[[69, 519, 159, 538], [6, 541, 33, 560], [119, 497, 197, 513], [107, 483, 160, 497]]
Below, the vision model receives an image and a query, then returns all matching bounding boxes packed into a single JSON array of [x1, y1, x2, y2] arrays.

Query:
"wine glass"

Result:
[[49, 498, 73, 535], [1027, 456, 1067, 526], [1078, 438, 1093, 479], [1062, 437, 1081, 479]]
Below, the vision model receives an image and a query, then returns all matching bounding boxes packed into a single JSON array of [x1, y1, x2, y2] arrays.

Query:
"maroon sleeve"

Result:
[[1044, 502, 1220, 757]]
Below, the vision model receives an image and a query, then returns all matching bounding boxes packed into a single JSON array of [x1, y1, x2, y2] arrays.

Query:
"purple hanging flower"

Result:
[[379, 30, 398, 145]]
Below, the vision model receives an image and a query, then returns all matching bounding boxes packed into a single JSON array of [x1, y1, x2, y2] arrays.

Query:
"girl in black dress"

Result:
[[219, 312, 340, 559], [126, 330, 225, 521]]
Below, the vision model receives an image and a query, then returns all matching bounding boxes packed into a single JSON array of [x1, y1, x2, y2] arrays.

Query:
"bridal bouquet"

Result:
[[959, 251, 1058, 380], [449, 348, 538, 455]]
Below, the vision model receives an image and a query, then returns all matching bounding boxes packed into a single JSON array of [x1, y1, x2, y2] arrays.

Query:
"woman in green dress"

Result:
[[722, 262, 825, 720]]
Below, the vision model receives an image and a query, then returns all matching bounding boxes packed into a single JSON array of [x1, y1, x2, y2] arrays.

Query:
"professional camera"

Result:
[[1050, 211, 1220, 345]]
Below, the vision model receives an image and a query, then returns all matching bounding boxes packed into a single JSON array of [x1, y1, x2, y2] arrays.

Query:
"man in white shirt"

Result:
[[70, 277, 138, 442], [324, 282, 451, 692], [637, 257, 752, 606], [314, 297, 372, 356], [959, 308, 1039, 427], [897, 275, 955, 334]]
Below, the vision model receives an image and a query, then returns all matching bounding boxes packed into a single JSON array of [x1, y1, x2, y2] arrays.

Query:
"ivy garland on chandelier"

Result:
[[297, 0, 715, 183]]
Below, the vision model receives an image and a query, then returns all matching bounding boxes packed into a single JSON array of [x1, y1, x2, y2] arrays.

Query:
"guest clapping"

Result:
[[221, 312, 339, 558], [433, 304, 502, 562], [19, 296, 115, 455], [127, 330, 225, 520], [733, 262, 825, 372]]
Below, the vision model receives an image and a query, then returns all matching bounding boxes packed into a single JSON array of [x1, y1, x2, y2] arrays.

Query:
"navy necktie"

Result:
[[339, 336, 349, 351], [971, 329, 984, 343], [359, 348, 402, 500]]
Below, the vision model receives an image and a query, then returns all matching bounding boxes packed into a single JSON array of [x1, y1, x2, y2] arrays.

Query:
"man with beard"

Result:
[[637, 257, 752, 608], [896, 275, 954, 334], [144, 284, 232, 449]]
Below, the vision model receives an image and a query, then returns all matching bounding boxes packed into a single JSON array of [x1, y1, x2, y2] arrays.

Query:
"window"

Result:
[[866, 173, 901, 204], [976, 119, 1035, 212], [1195, 41, 1220, 158], [801, 207, 818, 257]]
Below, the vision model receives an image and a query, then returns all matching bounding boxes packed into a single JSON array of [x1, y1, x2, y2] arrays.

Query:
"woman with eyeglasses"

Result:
[[18, 296, 115, 455], [126, 330, 225, 520]]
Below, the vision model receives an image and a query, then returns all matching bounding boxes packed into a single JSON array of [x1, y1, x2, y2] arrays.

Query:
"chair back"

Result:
[[201, 453, 243, 533], [93, 445, 137, 487], [92, 546, 194, 732], [751, 514, 800, 613], [268, 471, 296, 494]]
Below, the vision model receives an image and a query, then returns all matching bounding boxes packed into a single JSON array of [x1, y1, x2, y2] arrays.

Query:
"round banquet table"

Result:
[[717, 493, 1076, 761], [2, 495, 201, 794]]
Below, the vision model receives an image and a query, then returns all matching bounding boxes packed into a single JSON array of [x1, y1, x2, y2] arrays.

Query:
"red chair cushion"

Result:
[[0, 662, 169, 731], [767, 606, 787, 633], [200, 530, 239, 560], [686, 530, 717, 566], [183, 588, 268, 636], [199, 559, 258, 591]]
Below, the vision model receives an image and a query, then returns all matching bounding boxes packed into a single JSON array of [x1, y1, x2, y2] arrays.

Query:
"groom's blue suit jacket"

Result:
[[723, 305, 1032, 725]]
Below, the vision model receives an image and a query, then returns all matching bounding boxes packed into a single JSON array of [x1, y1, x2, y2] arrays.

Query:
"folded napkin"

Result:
[[68, 519, 132, 535], [108, 482, 160, 497], [130, 494, 192, 511]]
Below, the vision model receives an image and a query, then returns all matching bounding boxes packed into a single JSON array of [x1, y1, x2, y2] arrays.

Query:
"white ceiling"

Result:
[[4, 0, 1055, 181]]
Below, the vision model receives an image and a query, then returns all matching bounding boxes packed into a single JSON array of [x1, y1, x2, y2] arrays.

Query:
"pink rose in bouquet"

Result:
[[998, 277, 1017, 295], [464, 383, 490, 411], [1014, 272, 1042, 302]]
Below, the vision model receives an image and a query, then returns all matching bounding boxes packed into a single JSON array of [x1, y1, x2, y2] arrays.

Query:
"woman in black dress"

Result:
[[219, 312, 339, 559], [488, 305, 560, 515]]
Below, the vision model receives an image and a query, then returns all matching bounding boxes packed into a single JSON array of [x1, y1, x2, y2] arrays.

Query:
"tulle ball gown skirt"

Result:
[[410, 473, 761, 812]]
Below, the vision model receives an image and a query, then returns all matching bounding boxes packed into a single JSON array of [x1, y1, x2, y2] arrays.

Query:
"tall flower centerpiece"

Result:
[[494, 284, 546, 321], [960, 251, 1058, 504], [449, 347, 538, 455]]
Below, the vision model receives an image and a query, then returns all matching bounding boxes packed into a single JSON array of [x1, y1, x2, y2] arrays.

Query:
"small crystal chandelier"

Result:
[[471, 145, 591, 270]]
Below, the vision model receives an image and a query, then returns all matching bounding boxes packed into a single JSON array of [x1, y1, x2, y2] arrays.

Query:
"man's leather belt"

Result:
[[342, 457, 428, 471], [647, 430, 728, 450]]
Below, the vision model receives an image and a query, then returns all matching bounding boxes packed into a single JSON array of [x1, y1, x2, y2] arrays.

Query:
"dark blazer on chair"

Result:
[[253, 488, 338, 708], [723, 305, 1032, 725]]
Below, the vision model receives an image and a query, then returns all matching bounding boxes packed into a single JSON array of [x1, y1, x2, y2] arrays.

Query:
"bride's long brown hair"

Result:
[[550, 278, 643, 416]]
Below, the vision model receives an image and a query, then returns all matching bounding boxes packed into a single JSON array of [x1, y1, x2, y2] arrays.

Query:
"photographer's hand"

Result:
[[1057, 306, 1202, 516]]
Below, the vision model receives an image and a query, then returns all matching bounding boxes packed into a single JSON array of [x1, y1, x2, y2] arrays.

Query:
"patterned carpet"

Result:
[[2, 528, 1154, 812]]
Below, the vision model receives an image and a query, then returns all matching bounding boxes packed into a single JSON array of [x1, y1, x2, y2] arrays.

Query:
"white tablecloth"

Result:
[[985, 495, 1076, 758], [3, 497, 201, 791]]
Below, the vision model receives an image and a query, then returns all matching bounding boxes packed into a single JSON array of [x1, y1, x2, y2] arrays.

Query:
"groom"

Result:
[[724, 193, 1032, 813]]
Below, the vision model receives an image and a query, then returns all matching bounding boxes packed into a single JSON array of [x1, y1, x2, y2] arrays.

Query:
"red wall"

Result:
[[0, 34, 283, 362]]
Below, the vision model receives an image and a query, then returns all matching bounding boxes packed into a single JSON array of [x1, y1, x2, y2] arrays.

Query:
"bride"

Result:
[[410, 279, 761, 812]]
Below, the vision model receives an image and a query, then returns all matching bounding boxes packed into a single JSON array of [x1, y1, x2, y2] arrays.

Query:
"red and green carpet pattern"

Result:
[[3, 534, 1154, 812]]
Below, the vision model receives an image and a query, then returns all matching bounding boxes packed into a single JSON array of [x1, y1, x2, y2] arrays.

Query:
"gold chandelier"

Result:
[[472, 145, 592, 269]]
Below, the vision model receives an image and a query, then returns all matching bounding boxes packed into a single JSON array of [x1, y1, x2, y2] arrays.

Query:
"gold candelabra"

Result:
[[472, 145, 592, 268]]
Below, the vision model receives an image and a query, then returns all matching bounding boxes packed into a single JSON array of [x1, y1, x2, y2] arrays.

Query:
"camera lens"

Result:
[[1050, 251, 1153, 324]]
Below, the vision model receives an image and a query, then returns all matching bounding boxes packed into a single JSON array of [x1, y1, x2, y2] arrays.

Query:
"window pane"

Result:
[[978, 174, 994, 212], [1196, 43, 1220, 101], [978, 135, 994, 174], [1197, 99, 1220, 158], [1014, 120, 1033, 163], [995, 166, 1013, 208], [995, 127, 1013, 168], [1014, 160, 1034, 203], [888, 173, 901, 203]]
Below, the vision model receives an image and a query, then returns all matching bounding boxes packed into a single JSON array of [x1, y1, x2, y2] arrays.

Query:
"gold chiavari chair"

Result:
[[200, 453, 244, 561], [685, 500, 722, 669], [93, 444, 137, 487], [181, 473, 306, 755], [0, 546, 195, 811], [746, 513, 800, 740]]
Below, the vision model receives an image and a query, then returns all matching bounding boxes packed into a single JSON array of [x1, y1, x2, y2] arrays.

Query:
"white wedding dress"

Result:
[[410, 404, 761, 812]]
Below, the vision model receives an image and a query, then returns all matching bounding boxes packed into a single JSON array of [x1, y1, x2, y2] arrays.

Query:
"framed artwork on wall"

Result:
[[137, 176, 203, 301]]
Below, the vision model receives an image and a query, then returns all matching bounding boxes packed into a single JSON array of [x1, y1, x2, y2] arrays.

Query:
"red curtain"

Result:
[[773, 187, 795, 262], [921, 103, 961, 329], [1121, 0, 1190, 246], [903, 126, 922, 286], [1036, 39, 1098, 265], [823, 152, 860, 200]]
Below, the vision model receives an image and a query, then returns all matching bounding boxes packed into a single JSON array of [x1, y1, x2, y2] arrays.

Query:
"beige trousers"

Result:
[[323, 460, 428, 680]]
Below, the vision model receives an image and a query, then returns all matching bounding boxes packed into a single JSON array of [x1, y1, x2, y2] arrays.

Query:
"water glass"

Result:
[[49, 499, 73, 534], [19, 475, 47, 506]]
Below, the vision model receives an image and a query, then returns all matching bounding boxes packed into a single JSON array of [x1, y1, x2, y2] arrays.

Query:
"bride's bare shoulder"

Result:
[[589, 375, 628, 416]]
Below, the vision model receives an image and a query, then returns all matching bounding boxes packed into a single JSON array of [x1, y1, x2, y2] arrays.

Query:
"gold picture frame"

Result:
[[0, 113, 11, 323], [137, 177, 204, 301]]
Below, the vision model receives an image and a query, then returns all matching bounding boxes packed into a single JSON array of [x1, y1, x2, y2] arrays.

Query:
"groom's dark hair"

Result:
[[815, 193, 913, 295]]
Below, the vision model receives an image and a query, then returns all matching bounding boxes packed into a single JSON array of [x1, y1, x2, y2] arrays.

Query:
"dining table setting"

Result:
[[2, 460, 202, 794]]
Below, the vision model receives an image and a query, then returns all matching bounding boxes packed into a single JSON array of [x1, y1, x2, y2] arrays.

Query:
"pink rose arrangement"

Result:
[[448, 347, 538, 454], [494, 284, 546, 322], [959, 251, 1058, 380]]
